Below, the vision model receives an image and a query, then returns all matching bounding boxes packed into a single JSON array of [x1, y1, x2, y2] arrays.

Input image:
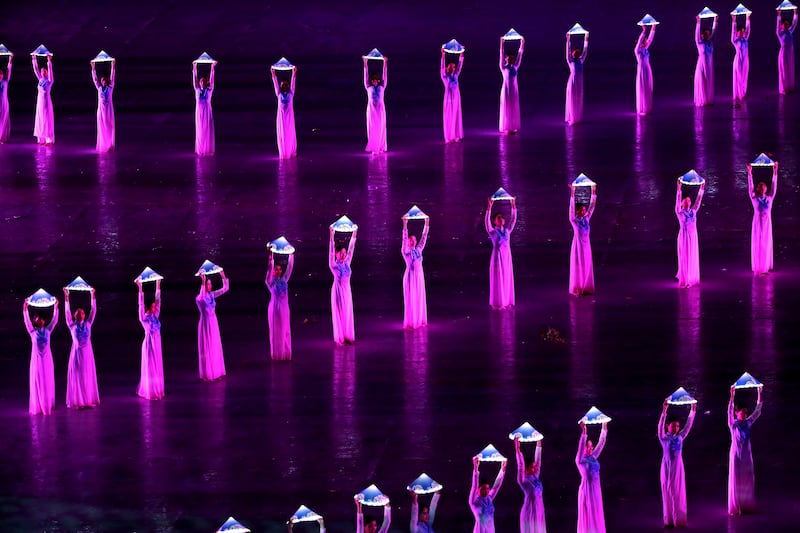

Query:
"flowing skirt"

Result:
[[443, 86, 463, 142], [660, 456, 688, 527], [269, 296, 292, 360], [751, 210, 773, 274], [676, 226, 700, 287], [500, 77, 521, 132], [66, 341, 100, 408], [0, 87, 9, 143], [565, 72, 583, 125], [577, 477, 605, 533], [29, 348, 55, 415], [489, 244, 515, 308], [96, 99, 115, 152], [195, 100, 215, 155], [520, 494, 547, 533], [276, 103, 297, 159], [635, 58, 653, 115], [34, 91, 55, 143], [728, 440, 756, 514], [779, 42, 795, 94], [733, 50, 749, 102], [198, 311, 226, 380], [331, 278, 355, 344], [403, 265, 427, 328], [365, 101, 387, 153], [693, 54, 714, 106], [569, 232, 594, 296], [137, 332, 164, 400]]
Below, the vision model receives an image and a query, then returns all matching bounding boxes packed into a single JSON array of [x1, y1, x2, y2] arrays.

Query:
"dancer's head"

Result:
[[335, 245, 347, 262], [756, 182, 767, 196], [407, 234, 417, 248], [100, 76, 108, 87], [571, 48, 581, 59], [585, 439, 594, 455], [418, 505, 431, 523], [146, 300, 158, 314], [494, 213, 505, 228], [273, 263, 284, 278], [783, 20, 791, 31], [369, 73, 382, 86], [667, 416, 681, 435], [280, 79, 290, 93], [737, 27, 746, 39], [478, 479, 491, 497], [736, 405, 749, 421], [199, 76, 208, 89], [445, 62, 456, 75], [363, 516, 379, 533], [33, 315, 45, 328], [204, 278, 213, 291], [701, 29, 711, 41], [505, 54, 516, 66], [73, 307, 85, 322], [40, 67, 49, 77], [525, 456, 540, 476], [681, 196, 692, 210], [575, 203, 587, 217]]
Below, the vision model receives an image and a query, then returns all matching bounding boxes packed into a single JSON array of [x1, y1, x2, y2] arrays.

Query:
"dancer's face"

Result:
[[479, 483, 491, 497], [667, 421, 681, 435], [274, 264, 284, 277], [419, 506, 430, 523], [506, 55, 516, 65], [407, 235, 417, 248], [74, 308, 85, 322], [736, 408, 748, 421], [756, 182, 767, 196], [737, 28, 746, 38], [199, 77, 208, 88], [40, 68, 48, 77], [147, 301, 158, 314], [494, 214, 505, 227], [205, 279, 213, 291], [576, 205, 587, 218], [783, 21, 791, 31], [525, 461, 540, 476], [364, 519, 378, 533], [371, 77, 380, 86], [682, 196, 692, 210], [702, 30, 711, 41], [100, 76, 108, 86], [33, 316, 45, 328], [585, 440, 594, 455], [336, 248, 347, 262], [0, 71, 4, 81]]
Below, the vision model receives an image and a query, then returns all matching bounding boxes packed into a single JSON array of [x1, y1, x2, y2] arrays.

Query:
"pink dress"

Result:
[[731, 21, 750, 103], [469, 465, 505, 533], [33, 69, 55, 144], [728, 398, 762, 514], [569, 193, 596, 296], [194, 81, 214, 156], [402, 224, 428, 329], [749, 172, 777, 274], [24, 305, 57, 415], [273, 71, 297, 159], [778, 14, 797, 94], [364, 60, 388, 153], [565, 42, 587, 125], [675, 187, 703, 288], [0, 72, 10, 143], [329, 234, 356, 344], [658, 409, 695, 527], [266, 256, 293, 360], [516, 445, 546, 533], [65, 297, 100, 408], [634, 31, 654, 115], [486, 205, 517, 308], [411, 492, 440, 533], [693, 20, 716, 107], [441, 54, 464, 143], [197, 278, 229, 380], [499, 44, 523, 133], [137, 289, 164, 400], [576, 428, 606, 533], [92, 70, 115, 152]]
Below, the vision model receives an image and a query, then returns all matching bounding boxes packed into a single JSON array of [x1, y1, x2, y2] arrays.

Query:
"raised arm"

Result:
[[23, 299, 33, 332], [363, 57, 370, 90], [576, 424, 587, 465], [675, 180, 683, 216], [429, 492, 440, 525], [679, 404, 697, 438], [208, 60, 217, 89], [659, 401, 668, 439], [646, 25, 656, 47], [381, 57, 388, 88], [488, 458, 507, 500], [499, 37, 506, 70], [565, 34, 572, 64], [47, 300, 59, 332], [636, 27, 647, 52], [727, 388, 736, 430], [87, 288, 97, 325], [593, 423, 608, 457], [417, 218, 430, 251], [402, 219, 410, 255], [211, 273, 230, 298], [192, 61, 199, 90], [32, 54, 41, 80], [711, 15, 719, 38], [355, 500, 364, 533], [441, 48, 448, 81], [746, 163, 755, 197], [328, 227, 337, 269], [744, 14, 751, 39], [47, 56, 53, 83], [535, 441, 542, 475], [569, 185, 577, 221], [290, 66, 297, 93], [514, 437, 525, 486], [581, 35, 589, 61], [91, 61, 100, 89], [587, 186, 597, 219], [696, 16, 703, 45], [347, 228, 358, 262], [508, 198, 518, 231], [485, 199, 494, 233], [694, 183, 705, 211], [271, 68, 281, 96], [377, 503, 391, 533], [409, 491, 419, 533], [153, 279, 162, 317], [792, 12, 799, 34], [516, 38, 524, 67], [748, 387, 763, 424], [770, 161, 779, 200], [284, 253, 295, 282], [4, 54, 11, 82], [137, 282, 147, 322], [469, 456, 480, 504], [456, 52, 465, 75], [109, 59, 116, 85], [64, 289, 74, 328], [731, 15, 738, 44], [266, 254, 275, 286]]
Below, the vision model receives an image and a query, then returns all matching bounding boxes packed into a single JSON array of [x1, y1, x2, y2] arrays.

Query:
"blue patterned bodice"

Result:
[[416, 522, 434, 533], [780, 31, 794, 47], [100, 85, 111, 101], [476, 496, 494, 521], [198, 87, 210, 101], [333, 261, 351, 280], [38, 78, 51, 91], [733, 420, 751, 445], [144, 313, 161, 332], [446, 73, 458, 87], [279, 91, 292, 106], [371, 85, 382, 104], [576, 216, 590, 232], [0, 81, 6, 95], [494, 226, 510, 245], [638, 47, 650, 60], [271, 277, 288, 297], [756, 196, 770, 213], [201, 293, 216, 309], [407, 247, 422, 267], [681, 209, 696, 225], [572, 59, 583, 73], [665, 434, 682, 457], [582, 455, 600, 478], [525, 473, 543, 495], [702, 41, 714, 55], [735, 38, 748, 53], [73, 321, 90, 343], [507, 65, 517, 78], [35, 328, 49, 351]]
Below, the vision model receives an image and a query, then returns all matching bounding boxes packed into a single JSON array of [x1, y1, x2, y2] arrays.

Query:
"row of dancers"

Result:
[[0, 9, 796, 153]]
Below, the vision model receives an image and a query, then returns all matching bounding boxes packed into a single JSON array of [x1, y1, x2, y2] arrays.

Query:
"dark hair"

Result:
[[370, 73, 381, 82], [364, 516, 378, 527], [666, 416, 680, 425], [479, 478, 490, 487], [525, 455, 536, 469], [576, 203, 587, 210], [736, 404, 748, 413], [335, 245, 347, 253], [419, 505, 429, 518]]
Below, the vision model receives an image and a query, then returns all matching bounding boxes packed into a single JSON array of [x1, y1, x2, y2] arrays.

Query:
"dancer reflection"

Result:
[[728, 385, 763, 515], [635, 24, 655, 115], [31, 53, 54, 145], [675, 180, 704, 288], [402, 217, 429, 329], [23, 297, 58, 415], [329, 226, 357, 344], [499, 35, 524, 133], [136, 279, 164, 400], [91, 58, 115, 152], [731, 12, 751, 107], [266, 252, 293, 360], [777, 10, 798, 94], [0, 53, 11, 143], [64, 288, 100, 408], [486, 197, 517, 309], [658, 401, 697, 528], [569, 184, 596, 296], [197, 271, 229, 380], [515, 436, 546, 533], [470, 455, 507, 533], [355, 499, 391, 533], [441, 47, 464, 143], [410, 490, 440, 533], [577, 422, 607, 533], [193, 58, 216, 155], [364, 55, 388, 153], [271, 63, 297, 159], [747, 162, 778, 274], [565, 32, 588, 125], [694, 14, 718, 107]]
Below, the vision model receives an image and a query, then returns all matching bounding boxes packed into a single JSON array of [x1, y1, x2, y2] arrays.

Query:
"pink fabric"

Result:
[[499, 41, 523, 133], [675, 187, 703, 288], [516, 444, 546, 533], [402, 224, 428, 328], [33, 63, 55, 144], [137, 289, 164, 400], [486, 204, 516, 308], [569, 193, 596, 296], [266, 255, 293, 360], [748, 170, 777, 274], [778, 13, 797, 94], [65, 297, 100, 408], [728, 398, 762, 514], [0, 75, 10, 143], [565, 40, 587, 125], [273, 69, 297, 159], [732, 20, 750, 103], [364, 60, 388, 153], [329, 232, 356, 344], [441, 53, 464, 143], [24, 304, 57, 415], [693, 20, 716, 107], [197, 278, 229, 381], [658, 408, 695, 527], [576, 429, 606, 533], [193, 65, 215, 156], [469, 463, 505, 533], [92, 68, 115, 152], [634, 30, 654, 115]]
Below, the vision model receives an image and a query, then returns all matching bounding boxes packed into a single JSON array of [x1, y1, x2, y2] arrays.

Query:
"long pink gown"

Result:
[[0, 65, 10, 143], [499, 43, 523, 133], [516, 445, 546, 533], [356, 505, 390, 533], [732, 20, 751, 103], [748, 172, 777, 274], [676, 187, 703, 288], [194, 71, 215, 156], [441, 54, 464, 143], [411, 492, 440, 533], [486, 204, 517, 308], [728, 397, 762, 515], [65, 296, 100, 408], [778, 13, 797, 94], [267, 256, 293, 360], [693, 20, 716, 107], [365, 60, 388, 153], [576, 428, 607, 533], [33, 63, 55, 144], [635, 30, 654, 115], [569, 192, 596, 296], [92, 68, 115, 152], [137, 288, 164, 400], [565, 41, 587, 125], [469, 465, 505, 533], [402, 224, 428, 329], [24, 304, 57, 415], [273, 70, 297, 159], [658, 408, 695, 528], [329, 234, 356, 344], [197, 278, 229, 381]]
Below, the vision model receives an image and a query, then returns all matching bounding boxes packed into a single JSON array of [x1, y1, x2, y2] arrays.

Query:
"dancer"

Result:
[[23, 297, 58, 415], [731, 12, 751, 106], [514, 436, 546, 533], [136, 279, 164, 400], [747, 161, 778, 274], [193, 58, 216, 155], [355, 499, 391, 533], [0, 53, 11, 143], [777, 9, 798, 94], [658, 401, 697, 528], [266, 252, 293, 360], [499, 35, 524, 133], [693, 14, 718, 107], [675, 180, 704, 288], [635, 24, 655, 115], [441, 47, 464, 143], [410, 489, 440, 533], [569, 184, 596, 296], [329, 226, 356, 344], [196, 270, 229, 381], [402, 216, 429, 329], [576, 422, 607, 533], [271, 63, 297, 159], [91, 58, 115, 152], [565, 31, 588, 125], [485, 197, 517, 308], [469, 455, 507, 533], [64, 288, 100, 408], [728, 385, 763, 515], [363, 55, 388, 153], [31, 53, 55, 145]]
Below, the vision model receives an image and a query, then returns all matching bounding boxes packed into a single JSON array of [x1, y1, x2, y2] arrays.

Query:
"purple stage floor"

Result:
[[2, 8, 800, 530]]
